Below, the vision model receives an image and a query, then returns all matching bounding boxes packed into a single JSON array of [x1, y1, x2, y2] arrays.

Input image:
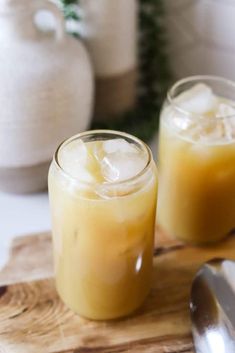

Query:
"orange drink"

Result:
[[158, 76, 235, 245], [48, 130, 157, 320]]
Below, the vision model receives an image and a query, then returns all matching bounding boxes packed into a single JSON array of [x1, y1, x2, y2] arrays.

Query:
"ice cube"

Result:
[[93, 141, 106, 162], [181, 122, 204, 142], [101, 156, 120, 182], [101, 152, 146, 182], [223, 120, 234, 140], [60, 139, 87, 165], [175, 83, 217, 115], [216, 103, 235, 141], [216, 102, 235, 118], [161, 106, 192, 132], [59, 139, 95, 182], [103, 139, 138, 154], [201, 123, 225, 143]]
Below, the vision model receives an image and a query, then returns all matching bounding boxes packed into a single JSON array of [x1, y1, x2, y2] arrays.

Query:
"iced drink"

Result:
[[48, 130, 157, 320], [158, 76, 235, 245]]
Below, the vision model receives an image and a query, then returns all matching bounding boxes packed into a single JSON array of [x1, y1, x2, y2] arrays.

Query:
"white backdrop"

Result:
[[164, 0, 235, 80]]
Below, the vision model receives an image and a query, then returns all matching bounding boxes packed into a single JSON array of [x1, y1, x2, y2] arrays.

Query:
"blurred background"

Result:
[[165, 0, 235, 80], [1, 0, 235, 257]]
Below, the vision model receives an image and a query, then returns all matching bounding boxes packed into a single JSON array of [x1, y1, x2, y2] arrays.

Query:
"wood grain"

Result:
[[0, 233, 53, 286], [0, 230, 235, 352]]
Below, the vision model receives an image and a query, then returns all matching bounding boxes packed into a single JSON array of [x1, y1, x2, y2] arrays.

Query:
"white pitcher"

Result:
[[164, 0, 235, 80], [79, 0, 138, 121], [0, 0, 94, 193]]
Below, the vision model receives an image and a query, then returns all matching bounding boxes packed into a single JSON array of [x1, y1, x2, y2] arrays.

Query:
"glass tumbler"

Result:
[[48, 130, 158, 320], [158, 76, 235, 245]]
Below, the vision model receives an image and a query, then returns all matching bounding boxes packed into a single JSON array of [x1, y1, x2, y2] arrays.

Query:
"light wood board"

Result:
[[0, 230, 235, 352]]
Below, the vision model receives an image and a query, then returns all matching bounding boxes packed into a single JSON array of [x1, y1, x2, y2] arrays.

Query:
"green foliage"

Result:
[[60, 0, 172, 141], [60, 0, 79, 21]]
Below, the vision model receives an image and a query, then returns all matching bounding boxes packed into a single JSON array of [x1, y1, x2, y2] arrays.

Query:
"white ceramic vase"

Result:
[[79, 0, 138, 121], [164, 0, 235, 80], [0, 0, 93, 193]]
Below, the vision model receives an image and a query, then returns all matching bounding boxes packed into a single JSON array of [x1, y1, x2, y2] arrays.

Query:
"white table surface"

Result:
[[0, 136, 158, 269], [0, 192, 50, 269]]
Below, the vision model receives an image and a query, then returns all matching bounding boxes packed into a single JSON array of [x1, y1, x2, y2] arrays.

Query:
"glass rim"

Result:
[[53, 129, 153, 187], [167, 75, 235, 120]]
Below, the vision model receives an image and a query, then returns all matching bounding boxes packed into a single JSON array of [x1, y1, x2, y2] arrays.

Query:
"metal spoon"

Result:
[[190, 258, 235, 353]]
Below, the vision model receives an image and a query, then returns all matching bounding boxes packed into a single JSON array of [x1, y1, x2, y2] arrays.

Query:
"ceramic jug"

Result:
[[79, 0, 138, 121], [0, 0, 93, 193], [164, 0, 235, 80]]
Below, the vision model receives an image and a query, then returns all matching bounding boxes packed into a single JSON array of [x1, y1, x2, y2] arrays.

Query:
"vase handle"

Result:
[[34, 0, 65, 41]]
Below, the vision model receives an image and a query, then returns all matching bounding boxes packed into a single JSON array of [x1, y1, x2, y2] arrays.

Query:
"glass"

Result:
[[158, 76, 235, 245], [48, 130, 158, 320]]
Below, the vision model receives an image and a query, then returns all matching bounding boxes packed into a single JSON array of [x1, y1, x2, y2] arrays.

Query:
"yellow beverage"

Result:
[[48, 130, 157, 320], [158, 77, 235, 245]]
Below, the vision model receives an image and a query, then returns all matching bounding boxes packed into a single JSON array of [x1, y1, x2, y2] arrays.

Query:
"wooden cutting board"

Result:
[[1, 230, 235, 353]]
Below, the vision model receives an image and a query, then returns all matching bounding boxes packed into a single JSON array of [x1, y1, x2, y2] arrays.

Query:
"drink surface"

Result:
[[49, 135, 158, 320], [158, 82, 235, 244]]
